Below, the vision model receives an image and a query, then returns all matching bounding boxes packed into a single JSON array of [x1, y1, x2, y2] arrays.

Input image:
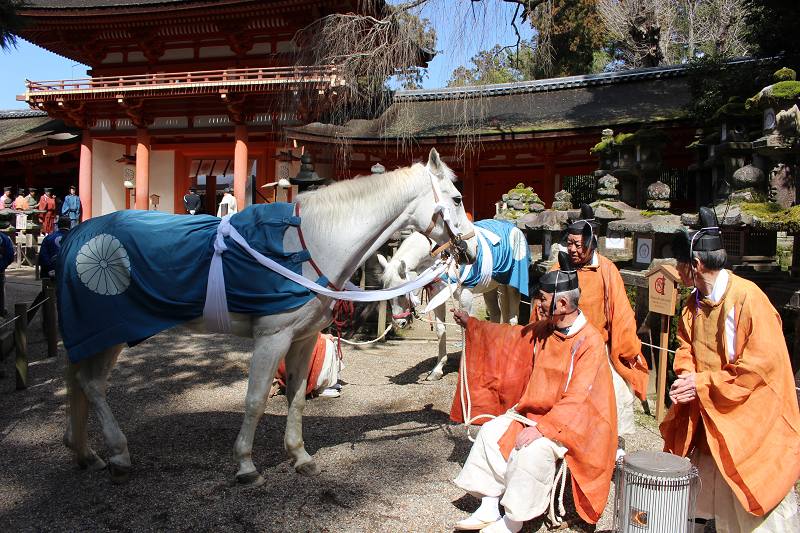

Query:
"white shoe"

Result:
[[454, 515, 501, 531], [616, 448, 627, 460], [319, 388, 340, 398], [480, 517, 522, 533]]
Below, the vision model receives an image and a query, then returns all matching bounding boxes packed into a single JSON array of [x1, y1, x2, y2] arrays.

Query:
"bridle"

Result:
[[420, 165, 475, 261]]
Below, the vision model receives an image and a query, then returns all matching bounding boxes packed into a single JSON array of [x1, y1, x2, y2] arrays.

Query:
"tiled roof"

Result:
[[0, 109, 49, 119], [0, 114, 79, 156], [394, 63, 689, 102], [289, 73, 692, 141], [25, 0, 212, 8]]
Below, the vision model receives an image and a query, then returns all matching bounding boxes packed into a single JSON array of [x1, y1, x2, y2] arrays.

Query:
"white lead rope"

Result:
[[203, 215, 454, 334]]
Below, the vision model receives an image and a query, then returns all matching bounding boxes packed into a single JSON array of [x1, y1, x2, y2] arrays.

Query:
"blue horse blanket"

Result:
[[57, 204, 327, 364], [452, 219, 531, 295]]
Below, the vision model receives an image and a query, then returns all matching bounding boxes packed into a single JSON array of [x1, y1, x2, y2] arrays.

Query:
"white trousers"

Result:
[[454, 417, 568, 522], [313, 338, 344, 392], [608, 350, 636, 436], [692, 451, 800, 533]]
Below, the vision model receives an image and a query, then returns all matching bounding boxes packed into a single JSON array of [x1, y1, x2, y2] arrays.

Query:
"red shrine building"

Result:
[[3, 0, 696, 221]]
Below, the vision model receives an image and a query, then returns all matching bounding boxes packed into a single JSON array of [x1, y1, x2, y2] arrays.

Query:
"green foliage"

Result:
[[447, 43, 536, 87], [391, 10, 438, 90], [0, 0, 32, 51], [744, 0, 800, 71], [618, 127, 672, 144], [683, 56, 777, 125]]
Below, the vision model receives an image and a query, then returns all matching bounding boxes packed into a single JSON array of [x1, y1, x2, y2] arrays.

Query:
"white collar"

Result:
[[708, 269, 729, 304], [589, 252, 598, 267], [563, 310, 586, 335]]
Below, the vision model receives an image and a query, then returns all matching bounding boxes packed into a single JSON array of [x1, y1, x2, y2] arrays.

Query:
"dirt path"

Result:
[[0, 266, 666, 533]]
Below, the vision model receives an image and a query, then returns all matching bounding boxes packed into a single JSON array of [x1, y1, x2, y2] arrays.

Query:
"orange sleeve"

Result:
[[672, 306, 697, 376]]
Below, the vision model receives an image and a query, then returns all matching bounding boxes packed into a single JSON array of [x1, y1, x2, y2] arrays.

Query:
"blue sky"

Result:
[[0, 2, 533, 110]]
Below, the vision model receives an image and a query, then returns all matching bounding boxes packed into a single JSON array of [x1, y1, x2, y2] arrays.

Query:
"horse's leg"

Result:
[[63, 357, 105, 472], [72, 344, 131, 484], [426, 304, 448, 381], [282, 335, 322, 476], [233, 329, 292, 487], [500, 285, 521, 325], [483, 287, 501, 323]]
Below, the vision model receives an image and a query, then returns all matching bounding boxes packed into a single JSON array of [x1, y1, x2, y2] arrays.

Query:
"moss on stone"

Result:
[[618, 128, 671, 145], [774, 68, 797, 83], [738, 202, 800, 232], [772, 81, 800, 100], [640, 210, 669, 217], [701, 132, 720, 145], [733, 188, 768, 203], [591, 201, 624, 217], [590, 141, 609, 154], [614, 133, 634, 144]]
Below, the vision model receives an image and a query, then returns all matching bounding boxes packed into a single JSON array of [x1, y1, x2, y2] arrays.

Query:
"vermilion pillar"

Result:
[[79, 130, 93, 220], [135, 128, 150, 210], [234, 124, 248, 210]]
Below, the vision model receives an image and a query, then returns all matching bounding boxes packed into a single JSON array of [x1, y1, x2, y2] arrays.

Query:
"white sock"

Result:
[[473, 496, 501, 521], [501, 516, 523, 533]]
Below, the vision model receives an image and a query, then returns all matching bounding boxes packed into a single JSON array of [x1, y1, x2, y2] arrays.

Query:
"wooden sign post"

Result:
[[645, 264, 680, 422]]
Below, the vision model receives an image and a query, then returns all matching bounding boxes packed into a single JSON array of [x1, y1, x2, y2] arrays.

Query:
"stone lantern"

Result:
[[618, 122, 671, 209], [290, 153, 325, 191]]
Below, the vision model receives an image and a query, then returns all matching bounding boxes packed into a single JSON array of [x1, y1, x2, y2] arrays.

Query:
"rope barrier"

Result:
[[337, 324, 393, 346], [641, 341, 677, 354], [0, 315, 19, 329], [27, 296, 49, 313]]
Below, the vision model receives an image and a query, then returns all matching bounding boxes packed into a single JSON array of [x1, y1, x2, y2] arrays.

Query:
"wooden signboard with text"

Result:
[[645, 264, 680, 422]]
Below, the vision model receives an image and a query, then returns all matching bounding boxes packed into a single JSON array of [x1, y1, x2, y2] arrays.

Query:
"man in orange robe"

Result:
[[451, 252, 617, 532], [552, 204, 648, 453], [661, 207, 800, 532]]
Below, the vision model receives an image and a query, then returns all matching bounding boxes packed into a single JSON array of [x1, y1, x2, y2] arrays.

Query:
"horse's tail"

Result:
[[63, 350, 88, 450]]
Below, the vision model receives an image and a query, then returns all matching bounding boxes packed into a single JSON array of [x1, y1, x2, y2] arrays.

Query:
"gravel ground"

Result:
[[0, 265, 667, 533]]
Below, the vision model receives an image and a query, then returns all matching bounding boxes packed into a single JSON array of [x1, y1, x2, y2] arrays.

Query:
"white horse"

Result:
[[60, 148, 478, 486], [378, 223, 529, 381]]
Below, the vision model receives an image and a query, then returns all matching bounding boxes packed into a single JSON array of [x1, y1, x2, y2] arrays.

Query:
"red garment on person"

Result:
[[276, 333, 329, 395], [40, 196, 56, 234]]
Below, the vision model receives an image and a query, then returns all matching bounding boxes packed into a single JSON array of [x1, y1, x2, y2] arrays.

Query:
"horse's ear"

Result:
[[428, 148, 443, 177], [377, 254, 388, 270]]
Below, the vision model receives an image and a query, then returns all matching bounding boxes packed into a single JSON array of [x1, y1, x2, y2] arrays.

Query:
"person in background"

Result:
[[38, 216, 70, 280], [0, 229, 14, 316], [40, 188, 56, 234], [62, 185, 82, 228], [24, 187, 37, 208], [13, 189, 28, 211], [2, 187, 12, 209], [217, 187, 238, 217], [184, 185, 202, 215]]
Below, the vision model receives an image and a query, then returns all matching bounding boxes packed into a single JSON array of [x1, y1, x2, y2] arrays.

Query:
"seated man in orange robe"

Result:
[[553, 204, 648, 455], [661, 206, 800, 533], [451, 252, 617, 532]]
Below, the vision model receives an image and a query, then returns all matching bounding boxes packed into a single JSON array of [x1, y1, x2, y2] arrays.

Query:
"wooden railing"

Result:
[[25, 66, 343, 93]]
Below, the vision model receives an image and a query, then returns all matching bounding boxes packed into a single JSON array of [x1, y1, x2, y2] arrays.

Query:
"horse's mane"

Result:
[[296, 161, 454, 236]]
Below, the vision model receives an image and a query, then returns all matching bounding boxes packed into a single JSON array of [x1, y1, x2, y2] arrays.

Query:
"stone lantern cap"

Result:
[[608, 211, 685, 234]]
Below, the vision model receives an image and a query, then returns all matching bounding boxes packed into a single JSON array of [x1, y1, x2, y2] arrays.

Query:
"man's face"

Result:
[[536, 290, 554, 320], [566, 233, 593, 265], [676, 261, 694, 288]]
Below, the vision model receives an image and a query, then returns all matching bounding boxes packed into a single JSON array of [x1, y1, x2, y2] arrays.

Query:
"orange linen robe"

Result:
[[551, 253, 649, 400], [660, 272, 800, 516], [276, 333, 330, 396], [457, 318, 617, 524]]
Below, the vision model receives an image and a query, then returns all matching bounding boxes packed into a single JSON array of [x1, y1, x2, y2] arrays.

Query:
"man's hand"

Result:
[[669, 372, 697, 404], [514, 426, 542, 450], [452, 309, 469, 327]]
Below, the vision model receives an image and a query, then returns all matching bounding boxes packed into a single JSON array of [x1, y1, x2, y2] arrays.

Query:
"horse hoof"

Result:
[[108, 463, 130, 485], [78, 453, 107, 472], [236, 471, 266, 487], [426, 371, 444, 381], [295, 461, 322, 477]]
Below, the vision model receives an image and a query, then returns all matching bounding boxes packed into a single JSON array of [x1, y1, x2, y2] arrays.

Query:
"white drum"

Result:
[[612, 450, 700, 533]]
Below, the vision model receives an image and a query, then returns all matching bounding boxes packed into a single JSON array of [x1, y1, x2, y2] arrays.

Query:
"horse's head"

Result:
[[414, 148, 479, 265], [377, 254, 418, 329]]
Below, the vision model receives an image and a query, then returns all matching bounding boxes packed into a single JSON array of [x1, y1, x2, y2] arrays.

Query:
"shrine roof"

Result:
[[0, 111, 79, 159], [287, 65, 692, 142]]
